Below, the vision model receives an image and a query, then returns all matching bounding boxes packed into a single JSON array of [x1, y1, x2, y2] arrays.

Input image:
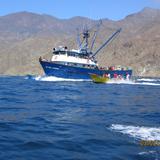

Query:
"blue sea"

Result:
[[0, 76, 160, 160]]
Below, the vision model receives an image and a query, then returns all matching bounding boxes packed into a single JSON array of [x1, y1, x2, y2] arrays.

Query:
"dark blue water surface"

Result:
[[0, 76, 160, 160]]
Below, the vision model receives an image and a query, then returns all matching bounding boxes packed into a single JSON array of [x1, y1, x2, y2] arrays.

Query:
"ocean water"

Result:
[[0, 76, 160, 160]]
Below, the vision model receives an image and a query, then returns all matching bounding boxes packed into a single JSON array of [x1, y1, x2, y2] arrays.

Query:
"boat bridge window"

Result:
[[53, 50, 91, 59], [52, 61, 97, 69], [67, 51, 79, 57], [53, 51, 66, 55]]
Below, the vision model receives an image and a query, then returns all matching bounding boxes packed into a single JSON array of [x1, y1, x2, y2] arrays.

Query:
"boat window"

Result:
[[54, 51, 59, 55], [58, 51, 66, 55], [54, 51, 66, 55], [67, 51, 76, 57]]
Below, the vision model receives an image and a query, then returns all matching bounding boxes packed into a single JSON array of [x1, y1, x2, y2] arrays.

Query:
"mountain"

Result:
[[0, 8, 160, 76]]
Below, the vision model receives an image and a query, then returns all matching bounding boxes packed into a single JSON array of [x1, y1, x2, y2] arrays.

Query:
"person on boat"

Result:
[[126, 73, 130, 80], [103, 73, 109, 78], [118, 74, 123, 80], [113, 73, 118, 79]]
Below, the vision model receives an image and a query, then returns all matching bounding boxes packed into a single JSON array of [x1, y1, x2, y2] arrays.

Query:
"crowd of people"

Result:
[[103, 73, 130, 80]]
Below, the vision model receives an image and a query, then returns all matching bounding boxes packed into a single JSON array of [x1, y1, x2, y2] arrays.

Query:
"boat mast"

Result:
[[76, 28, 81, 49], [82, 26, 90, 53], [90, 20, 102, 52], [77, 21, 121, 59], [79, 21, 102, 55]]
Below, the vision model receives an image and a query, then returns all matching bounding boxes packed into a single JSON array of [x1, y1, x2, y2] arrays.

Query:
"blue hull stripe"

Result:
[[40, 60, 132, 79]]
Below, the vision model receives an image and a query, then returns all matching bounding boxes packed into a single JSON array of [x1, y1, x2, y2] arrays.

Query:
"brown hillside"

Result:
[[0, 8, 160, 76]]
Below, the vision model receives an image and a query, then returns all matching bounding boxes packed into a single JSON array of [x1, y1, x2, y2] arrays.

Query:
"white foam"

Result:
[[29, 75, 160, 85], [138, 151, 156, 155], [107, 79, 135, 84], [110, 124, 160, 140], [34, 76, 90, 82], [137, 78, 160, 82], [134, 82, 160, 86], [107, 79, 160, 86]]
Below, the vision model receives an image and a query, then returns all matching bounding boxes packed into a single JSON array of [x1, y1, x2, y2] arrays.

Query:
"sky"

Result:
[[0, 0, 160, 20]]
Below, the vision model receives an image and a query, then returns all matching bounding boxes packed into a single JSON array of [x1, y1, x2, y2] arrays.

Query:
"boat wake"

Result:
[[107, 78, 160, 86], [107, 79, 134, 85], [33, 75, 91, 82], [135, 78, 160, 86], [25, 75, 160, 86], [137, 78, 160, 82], [109, 124, 160, 140]]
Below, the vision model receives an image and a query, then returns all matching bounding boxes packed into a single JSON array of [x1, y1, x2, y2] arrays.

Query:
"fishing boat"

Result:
[[39, 22, 132, 79], [90, 74, 110, 83]]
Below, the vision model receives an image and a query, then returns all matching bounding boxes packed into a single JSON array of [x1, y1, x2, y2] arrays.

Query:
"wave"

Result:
[[138, 151, 156, 155], [137, 78, 160, 82], [25, 75, 160, 86], [34, 76, 91, 82], [134, 82, 160, 86], [109, 124, 160, 140], [107, 79, 135, 84], [107, 79, 160, 86], [137, 78, 154, 82]]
